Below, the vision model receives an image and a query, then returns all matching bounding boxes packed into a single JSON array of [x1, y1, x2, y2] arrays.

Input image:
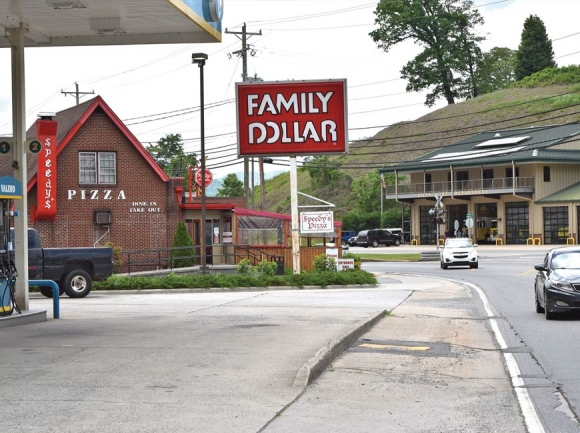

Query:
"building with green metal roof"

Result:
[[379, 122, 580, 245]]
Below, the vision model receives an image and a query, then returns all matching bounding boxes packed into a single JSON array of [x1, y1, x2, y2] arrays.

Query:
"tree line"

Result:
[[370, 0, 556, 106]]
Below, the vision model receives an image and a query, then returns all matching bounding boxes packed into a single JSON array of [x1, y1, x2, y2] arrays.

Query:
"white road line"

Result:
[[465, 281, 545, 433]]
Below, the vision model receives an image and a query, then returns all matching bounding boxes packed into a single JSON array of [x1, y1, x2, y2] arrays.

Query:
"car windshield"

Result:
[[445, 239, 472, 248], [552, 252, 580, 269]]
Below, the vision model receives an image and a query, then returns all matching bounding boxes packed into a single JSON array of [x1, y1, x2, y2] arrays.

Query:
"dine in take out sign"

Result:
[[236, 80, 348, 157]]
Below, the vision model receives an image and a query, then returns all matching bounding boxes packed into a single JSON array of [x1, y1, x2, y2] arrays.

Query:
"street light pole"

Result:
[[192, 53, 208, 272]]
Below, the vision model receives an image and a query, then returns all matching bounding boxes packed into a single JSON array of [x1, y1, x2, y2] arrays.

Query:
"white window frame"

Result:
[[79, 152, 116, 185]]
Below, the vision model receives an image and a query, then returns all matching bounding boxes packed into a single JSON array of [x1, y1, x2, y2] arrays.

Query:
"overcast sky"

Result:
[[0, 0, 578, 178]]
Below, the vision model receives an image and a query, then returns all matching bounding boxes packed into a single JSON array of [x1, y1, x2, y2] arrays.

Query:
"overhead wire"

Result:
[[198, 105, 580, 170]]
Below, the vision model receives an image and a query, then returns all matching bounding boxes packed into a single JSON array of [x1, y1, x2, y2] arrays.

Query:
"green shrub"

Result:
[[313, 254, 337, 272], [171, 221, 196, 268], [93, 269, 377, 291], [256, 260, 277, 276], [105, 242, 123, 272], [237, 258, 252, 274]]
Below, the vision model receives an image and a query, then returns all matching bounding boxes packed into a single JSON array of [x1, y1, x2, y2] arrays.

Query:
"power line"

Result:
[[350, 101, 580, 150], [201, 108, 580, 170]]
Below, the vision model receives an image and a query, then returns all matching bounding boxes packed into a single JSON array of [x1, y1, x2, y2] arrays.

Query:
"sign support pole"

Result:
[[290, 156, 300, 274]]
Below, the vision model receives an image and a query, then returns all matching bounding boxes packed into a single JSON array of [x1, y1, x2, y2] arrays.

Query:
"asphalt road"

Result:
[[0, 273, 531, 433]]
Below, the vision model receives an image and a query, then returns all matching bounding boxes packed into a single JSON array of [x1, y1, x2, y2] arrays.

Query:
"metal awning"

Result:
[[0, 0, 222, 46]]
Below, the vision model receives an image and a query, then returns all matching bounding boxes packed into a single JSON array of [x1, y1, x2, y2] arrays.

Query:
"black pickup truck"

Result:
[[11, 228, 114, 298]]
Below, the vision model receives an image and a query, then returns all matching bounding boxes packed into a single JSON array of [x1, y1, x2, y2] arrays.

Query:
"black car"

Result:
[[356, 229, 402, 248], [534, 246, 580, 320], [347, 236, 358, 247]]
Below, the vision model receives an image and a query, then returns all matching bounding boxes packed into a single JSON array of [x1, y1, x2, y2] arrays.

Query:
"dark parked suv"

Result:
[[356, 229, 402, 248]]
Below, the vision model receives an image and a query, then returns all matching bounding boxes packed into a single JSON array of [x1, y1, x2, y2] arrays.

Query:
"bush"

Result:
[[105, 242, 123, 272], [171, 221, 196, 268], [256, 260, 277, 276], [237, 258, 252, 274], [313, 254, 337, 272], [93, 269, 377, 291]]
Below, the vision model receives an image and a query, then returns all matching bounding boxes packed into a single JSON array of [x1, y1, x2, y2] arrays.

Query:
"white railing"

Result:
[[385, 177, 534, 196]]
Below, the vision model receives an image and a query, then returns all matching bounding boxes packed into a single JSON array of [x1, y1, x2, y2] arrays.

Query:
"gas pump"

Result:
[[0, 176, 22, 317]]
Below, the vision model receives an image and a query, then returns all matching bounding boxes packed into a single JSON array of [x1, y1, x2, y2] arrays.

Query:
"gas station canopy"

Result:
[[0, 0, 223, 47]]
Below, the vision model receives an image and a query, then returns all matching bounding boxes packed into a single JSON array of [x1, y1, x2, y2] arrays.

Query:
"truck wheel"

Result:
[[39, 286, 65, 298], [62, 270, 92, 298]]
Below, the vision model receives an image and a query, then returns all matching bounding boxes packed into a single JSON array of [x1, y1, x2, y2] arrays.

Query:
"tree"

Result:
[[301, 155, 343, 189], [146, 133, 197, 177], [217, 173, 244, 197], [350, 170, 382, 213], [171, 220, 196, 268], [370, 0, 485, 107], [339, 170, 405, 230], [475, 47, 517, 95], [515, 15, 556, 81]]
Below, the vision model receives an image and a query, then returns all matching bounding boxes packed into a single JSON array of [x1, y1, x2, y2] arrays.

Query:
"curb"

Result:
[[292, 309, 387, 389]]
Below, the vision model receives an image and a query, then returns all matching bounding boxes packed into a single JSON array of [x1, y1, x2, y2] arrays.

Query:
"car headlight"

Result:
[[551, 280, 575, 292]]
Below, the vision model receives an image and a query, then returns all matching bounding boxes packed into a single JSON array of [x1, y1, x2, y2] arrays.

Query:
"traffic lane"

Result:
[[264, 280, 527, 433], [1, 288, 412, 433]]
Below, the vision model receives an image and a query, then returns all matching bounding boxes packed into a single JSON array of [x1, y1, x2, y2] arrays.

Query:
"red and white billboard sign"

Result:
[[236, 79, 348, 157]]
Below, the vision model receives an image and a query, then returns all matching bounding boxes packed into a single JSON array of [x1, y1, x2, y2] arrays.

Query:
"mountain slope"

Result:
[[264, 78, 580, 215]]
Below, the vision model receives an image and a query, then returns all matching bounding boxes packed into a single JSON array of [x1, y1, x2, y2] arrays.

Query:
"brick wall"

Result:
[[29, 108, 182, 252]]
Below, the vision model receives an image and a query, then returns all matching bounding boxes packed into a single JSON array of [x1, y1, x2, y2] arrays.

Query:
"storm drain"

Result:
[[351, 339, 454, 357]]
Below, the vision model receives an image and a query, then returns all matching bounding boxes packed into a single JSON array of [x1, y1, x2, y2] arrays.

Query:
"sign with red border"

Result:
[[236, 79, 348, 157], [35, 119, 58, 221], [195, 168, 213, 187]]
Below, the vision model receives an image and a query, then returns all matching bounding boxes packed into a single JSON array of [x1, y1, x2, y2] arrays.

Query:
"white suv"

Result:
[[440, 238, 478, 269]]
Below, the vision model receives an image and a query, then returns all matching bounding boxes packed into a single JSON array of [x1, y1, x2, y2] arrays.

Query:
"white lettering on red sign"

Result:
[[246, 92, 333, 116], [236, 80, 347, 157], [247, 120, 337, 144], [43, 137, 53, 210]]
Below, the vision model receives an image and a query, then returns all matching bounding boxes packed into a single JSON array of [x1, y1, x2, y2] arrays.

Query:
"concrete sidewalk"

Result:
[[0, 275, 529, 432], [263, 275, 529, 432]]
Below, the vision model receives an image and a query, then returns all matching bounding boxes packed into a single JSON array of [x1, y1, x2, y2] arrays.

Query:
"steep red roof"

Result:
[[21, 96, 168, 192]]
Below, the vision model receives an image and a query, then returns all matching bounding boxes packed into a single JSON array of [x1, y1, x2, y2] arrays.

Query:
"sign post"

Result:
[[466, 213, 474, 244], [236, 79, 348, 274]]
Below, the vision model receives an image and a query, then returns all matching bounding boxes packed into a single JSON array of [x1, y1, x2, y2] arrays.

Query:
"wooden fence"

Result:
[[237, 246, 343, 272]]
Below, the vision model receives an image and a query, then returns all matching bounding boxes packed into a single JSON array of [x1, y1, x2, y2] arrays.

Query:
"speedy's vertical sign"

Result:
[[236, 80, 348, 156], [35, 119, 58, 220]]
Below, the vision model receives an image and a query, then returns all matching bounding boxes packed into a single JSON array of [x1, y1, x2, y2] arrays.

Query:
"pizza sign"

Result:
[[236, 79, 348, 157]]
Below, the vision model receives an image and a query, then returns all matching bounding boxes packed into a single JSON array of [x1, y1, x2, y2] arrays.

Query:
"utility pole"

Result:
[[61, 82, 94, 106], [226, 23, 261, 208]]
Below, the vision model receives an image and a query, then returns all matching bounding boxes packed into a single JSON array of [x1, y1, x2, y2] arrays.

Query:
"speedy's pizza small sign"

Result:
[[236, 80, 348, 157]]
